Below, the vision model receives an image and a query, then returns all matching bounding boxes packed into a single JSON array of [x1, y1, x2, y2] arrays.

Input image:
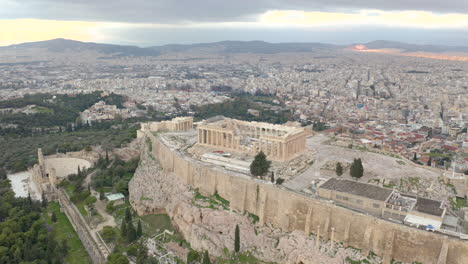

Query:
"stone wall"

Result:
[[143, 131, 468, 264], [58, 189, 108, 264]]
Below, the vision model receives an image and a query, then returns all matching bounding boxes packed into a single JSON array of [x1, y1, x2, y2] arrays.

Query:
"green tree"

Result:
[[51, 212, 57, 222], [107, 252, 129, 264], [100, 189, 105, 200], [187, 250, 201, 264], [335, 162, 343, 176], [106, 150, 110, 164], [234, 224, 240, 253], [412, 153, 418, 161], [427, 157, 432, 166], [125, 207, 132, 223], [203, 250, 211, 264], [102, 226, 116, 242], [137, 220, 142, 238], [127, 222, 137, 242], [120, 221, 127, 238], [250, 151, 271, 177], [84, 195, 97, 206], [0, 168, 6, 180], [350, 158, 364, 179], [41, 193, 48, 207]]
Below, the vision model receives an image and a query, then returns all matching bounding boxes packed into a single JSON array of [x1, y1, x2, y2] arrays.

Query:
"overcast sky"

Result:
[[1, 0, 468, 46]]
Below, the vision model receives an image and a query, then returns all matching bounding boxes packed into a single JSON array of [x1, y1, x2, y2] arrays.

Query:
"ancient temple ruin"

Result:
[[31, 148, 58, 200], [197, 116, 308, 161], [140, 116, 193, 133]]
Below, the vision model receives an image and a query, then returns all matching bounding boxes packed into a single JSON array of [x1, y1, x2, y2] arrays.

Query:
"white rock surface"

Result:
[[129, 145, 378, 263]]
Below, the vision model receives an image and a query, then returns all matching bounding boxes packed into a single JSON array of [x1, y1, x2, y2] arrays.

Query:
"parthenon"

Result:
[[140, 116, 193, 132], [197, 116, 308, 161]]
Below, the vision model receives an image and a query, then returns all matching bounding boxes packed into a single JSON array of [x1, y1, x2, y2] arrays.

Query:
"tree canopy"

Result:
[[350, 158, 364, 179], [250, 151, 271, 177], [0, 177, 68, 263]]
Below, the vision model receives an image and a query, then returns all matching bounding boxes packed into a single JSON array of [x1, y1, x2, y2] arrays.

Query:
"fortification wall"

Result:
[[58, 189, 108, 264], [146, 131, 468, 264]]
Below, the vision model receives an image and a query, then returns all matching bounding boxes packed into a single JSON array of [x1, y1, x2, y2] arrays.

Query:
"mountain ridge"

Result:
[[2, 38, 468, 55]]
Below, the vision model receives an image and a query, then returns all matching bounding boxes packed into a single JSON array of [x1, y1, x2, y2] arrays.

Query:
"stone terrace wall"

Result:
[[146, 131, 468, 264]]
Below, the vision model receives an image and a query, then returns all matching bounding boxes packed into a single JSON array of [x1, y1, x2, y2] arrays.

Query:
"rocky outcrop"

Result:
[[129, 142, 376, 264]]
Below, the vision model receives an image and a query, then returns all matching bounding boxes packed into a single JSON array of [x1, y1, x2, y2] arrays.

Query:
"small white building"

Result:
[[106, 193, 125, 205]]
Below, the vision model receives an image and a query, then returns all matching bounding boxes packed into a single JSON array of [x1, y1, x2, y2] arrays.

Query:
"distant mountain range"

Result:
[[362, 40, 468, 53], [2, 38, 468, 56], [1, 38, 161, 57]]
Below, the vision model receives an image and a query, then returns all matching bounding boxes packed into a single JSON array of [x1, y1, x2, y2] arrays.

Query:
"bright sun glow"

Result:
[[0, 19, 101, 46], [259, 10, 468, 29], [1, 9, 467, 45]]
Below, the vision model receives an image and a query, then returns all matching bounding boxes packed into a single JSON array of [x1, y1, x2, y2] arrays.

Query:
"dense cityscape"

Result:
[[1, 0, 468, 263]]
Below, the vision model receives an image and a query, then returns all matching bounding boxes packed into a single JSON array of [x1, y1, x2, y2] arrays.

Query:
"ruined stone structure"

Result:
[[443, 171, 468, 198], [134, 128, 468, 264], [138, 116, 193, 136], [31, 148, 58, 200], [58, 189, 109, 264], [197, 116, 308, 161]]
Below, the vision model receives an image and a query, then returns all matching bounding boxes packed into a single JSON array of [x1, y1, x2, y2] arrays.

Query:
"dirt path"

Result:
[[92, 190, 117, 231]]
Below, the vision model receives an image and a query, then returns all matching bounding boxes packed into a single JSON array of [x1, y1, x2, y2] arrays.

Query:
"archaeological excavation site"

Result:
[[127, 116, 468, 264]]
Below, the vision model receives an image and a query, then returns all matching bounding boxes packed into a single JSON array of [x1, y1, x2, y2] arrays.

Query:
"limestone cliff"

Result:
[[129, 141, 373, 264]]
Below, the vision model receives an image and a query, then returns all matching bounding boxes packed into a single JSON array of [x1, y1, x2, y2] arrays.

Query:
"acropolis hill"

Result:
[[130, 116, 468, 264]]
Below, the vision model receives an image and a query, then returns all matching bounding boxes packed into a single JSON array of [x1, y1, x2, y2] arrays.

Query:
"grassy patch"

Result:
[[32, 106, 53, 113], [140, 214, 177, 237], [193, 189, 230, 210], [247, 212, 259, 224], [45, 202, 91, 264], [396, 160, 406, 166], [383, 182, 396, 189], [345, 257, 370, 264], [450, 197, 467, 211], [76, 201, 89, 218], [217, 248, 275, 264]]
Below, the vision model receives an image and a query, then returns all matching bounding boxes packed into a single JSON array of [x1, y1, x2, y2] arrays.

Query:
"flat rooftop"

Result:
[[404, 194, 445, 217], [319, 178, 394, 202]]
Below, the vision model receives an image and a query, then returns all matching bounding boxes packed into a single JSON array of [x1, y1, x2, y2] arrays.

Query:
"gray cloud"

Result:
[[2, 0, 468, 23], [100, 25, 468, 47]]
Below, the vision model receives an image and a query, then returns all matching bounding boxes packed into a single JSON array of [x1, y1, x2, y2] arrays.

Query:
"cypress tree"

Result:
[[125, 208, 132, 223], [234, 224, 240, 253], [120, 221, 127, 238], [427, 157, 432, 166], [350, 158, 364, 179], [335, 162, 343, 176], [99, 189, 105, 200], [202, 251, 211, 264], [137, 220, 142, 238], [41, 193, 48, 208], [127, 222, 137, 242], [51, 212, 57, 222]]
